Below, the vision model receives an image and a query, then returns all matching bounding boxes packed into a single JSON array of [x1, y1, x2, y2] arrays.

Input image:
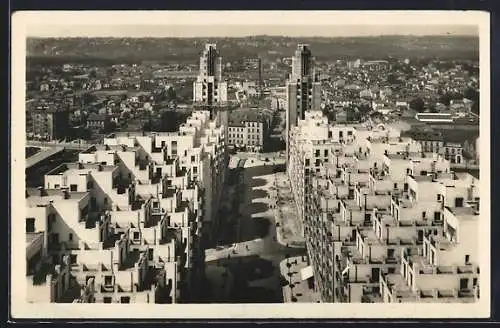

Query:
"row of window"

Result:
[[229, 127, 260, 132], [228, 140, 261, 146], [229, 133, 260, 140]]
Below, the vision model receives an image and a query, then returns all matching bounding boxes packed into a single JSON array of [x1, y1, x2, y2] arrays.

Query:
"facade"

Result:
[[286, 44, 322, 162], [28, 105, 70, 141], [193, 44, 228, 106], [227, 108, 270, 152], [26, 110, 229, 304], [291, 113, 481, 303], [86, 113, 107, 133], [443, 142, 463, 164], [409, 130, 464, 164], [287, 110, 356, 235]]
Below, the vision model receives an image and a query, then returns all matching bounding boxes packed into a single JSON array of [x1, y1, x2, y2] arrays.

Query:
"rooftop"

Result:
[[26, 190, 89, 206], [46, 162, 117, 175]]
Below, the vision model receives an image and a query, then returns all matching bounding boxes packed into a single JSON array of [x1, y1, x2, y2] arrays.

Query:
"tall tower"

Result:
[[286, 44, 322, 162], [193, 44, 228, 109]]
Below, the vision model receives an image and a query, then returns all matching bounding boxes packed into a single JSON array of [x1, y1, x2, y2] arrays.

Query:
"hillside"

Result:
[[26, 35, 479, 64]]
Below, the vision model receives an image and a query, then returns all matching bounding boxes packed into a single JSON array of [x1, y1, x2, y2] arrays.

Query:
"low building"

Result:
[[227, 108, 270, 152], [415, 113, 454, 124], [86, 113, 107, 132]]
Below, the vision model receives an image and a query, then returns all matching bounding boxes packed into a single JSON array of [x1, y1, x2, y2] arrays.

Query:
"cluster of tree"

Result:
[[409, 97, 426, 112], [142, 110, 190, 132]]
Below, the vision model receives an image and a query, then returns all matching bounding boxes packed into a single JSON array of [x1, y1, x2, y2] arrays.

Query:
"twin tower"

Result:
[[192, 43, 322, 160]]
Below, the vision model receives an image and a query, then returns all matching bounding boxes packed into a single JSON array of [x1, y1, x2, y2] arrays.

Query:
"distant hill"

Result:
[[26, 35, 479, 64]]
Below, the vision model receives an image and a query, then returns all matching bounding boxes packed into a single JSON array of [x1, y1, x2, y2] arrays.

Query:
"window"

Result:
[[193, 166, 198, 174], [104, 197, 108, 205], [422, 212, 426, 219], [54, 184, 60, 189], [305, 158, 310, 166], [104, 275, 113, 285], [70, 184, 78, 192], [120, 296, 130, 304], [455, 197, 464, 207], [347, 131, 353, 136], [434, 212, 441, 221], [324, 149, 328, 157], [133, 231, 140, 240], [437, 194, 442, 201], [103, 297, 112, 303], [465, 255, 470, 264], [26, 218, 35, 233], [70, 254, 77, 264], [69, 233, 73, 241], [191, 156, 195, 163], [87, 181, 94, 190], [393, 183, 398, 189]]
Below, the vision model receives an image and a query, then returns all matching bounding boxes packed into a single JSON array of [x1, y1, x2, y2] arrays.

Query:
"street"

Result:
[[204, 153, 305, 303]]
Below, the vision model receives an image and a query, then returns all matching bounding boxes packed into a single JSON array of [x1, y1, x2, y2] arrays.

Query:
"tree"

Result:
[[409, 97, 425, 112], [387, 74, 400, 85], [464, 87, 479, 102], [103, 120, 117, 134], [439, 93, 452, 106], [166, 87, 177, 102]]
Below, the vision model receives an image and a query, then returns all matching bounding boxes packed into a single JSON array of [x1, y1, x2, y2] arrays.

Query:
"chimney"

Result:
[[467, 185, 473, 201]]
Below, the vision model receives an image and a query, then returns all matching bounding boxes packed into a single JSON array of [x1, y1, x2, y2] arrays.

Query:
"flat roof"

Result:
[[26, 191, 89, 207]]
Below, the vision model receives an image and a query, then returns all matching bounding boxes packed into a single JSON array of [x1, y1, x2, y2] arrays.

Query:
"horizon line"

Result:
[[27, 33, 478, 39]]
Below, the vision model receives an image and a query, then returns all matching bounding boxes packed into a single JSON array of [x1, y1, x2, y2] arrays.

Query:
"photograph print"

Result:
[[11, 10, 490, 319]]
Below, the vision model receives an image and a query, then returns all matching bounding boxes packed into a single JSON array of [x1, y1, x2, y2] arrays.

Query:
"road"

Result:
[[204, 155, 305, 303], [27, 140, 95, 151], [25, 146, 65, 169]]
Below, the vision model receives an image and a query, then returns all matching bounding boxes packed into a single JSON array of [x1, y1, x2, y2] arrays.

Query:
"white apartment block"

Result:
[[26, 110, 229, 304], [288, 111, 481, 303], [193, 44, 228, 106]]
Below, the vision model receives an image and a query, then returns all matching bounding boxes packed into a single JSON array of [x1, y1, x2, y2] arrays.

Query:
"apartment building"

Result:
[[380, 175, 480, 303], [26, 110, 228, 304], [193, 44, 228, 106], [288, 113, 479, 303], [28, 105, 70, 141], [288, 110, 357, 236], [299, 115, 481, 303], [286, 44, 322, 162], [227, 108, 270, 152]]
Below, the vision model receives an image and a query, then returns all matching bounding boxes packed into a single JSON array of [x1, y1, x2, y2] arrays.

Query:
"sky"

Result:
[[27, 24, 478, 38], [18, 11, 481, 38]]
